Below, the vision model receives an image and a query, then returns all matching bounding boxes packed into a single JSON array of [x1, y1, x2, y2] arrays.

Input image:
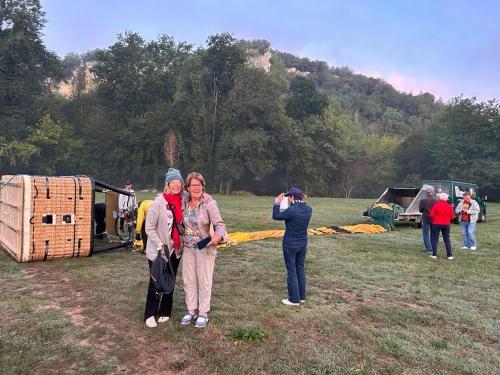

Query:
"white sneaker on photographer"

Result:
[[281, 299, 300, 306], [470, 246, 477, 250]]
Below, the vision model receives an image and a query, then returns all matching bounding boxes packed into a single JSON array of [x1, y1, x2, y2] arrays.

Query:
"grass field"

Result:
[[1, 195, 499, 374]]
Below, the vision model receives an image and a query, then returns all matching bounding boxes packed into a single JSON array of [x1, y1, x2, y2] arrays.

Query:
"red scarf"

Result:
[[163, 193, 183, 255]]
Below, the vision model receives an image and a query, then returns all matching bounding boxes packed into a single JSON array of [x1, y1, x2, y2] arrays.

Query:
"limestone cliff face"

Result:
[[247, 51, 311, 76], [56, 50, 273, 99], [247, 50, 272, 72], [55, 61, 97, 98], [54, 50, 309, 98], [286, 67, 310, 77]]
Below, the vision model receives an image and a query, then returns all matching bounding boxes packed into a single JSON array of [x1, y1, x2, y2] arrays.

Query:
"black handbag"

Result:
[[150, 250, 176, 294]]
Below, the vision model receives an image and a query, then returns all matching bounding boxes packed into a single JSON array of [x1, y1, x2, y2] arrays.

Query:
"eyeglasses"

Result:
[[189, 184, 203, 188]]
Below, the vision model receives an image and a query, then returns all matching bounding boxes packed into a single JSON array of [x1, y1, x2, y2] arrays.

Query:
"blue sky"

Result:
[[41, 0, 500, 101]]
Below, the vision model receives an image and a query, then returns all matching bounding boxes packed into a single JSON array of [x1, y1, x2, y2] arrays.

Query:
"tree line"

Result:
[[1, 0, 499, 199]]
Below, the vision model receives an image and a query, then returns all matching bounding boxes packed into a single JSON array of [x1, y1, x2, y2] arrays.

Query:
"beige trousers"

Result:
[[182, 246, 217, 316]]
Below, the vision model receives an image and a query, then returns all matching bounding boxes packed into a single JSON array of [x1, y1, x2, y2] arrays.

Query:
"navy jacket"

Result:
[[272, 202, 312, 247]]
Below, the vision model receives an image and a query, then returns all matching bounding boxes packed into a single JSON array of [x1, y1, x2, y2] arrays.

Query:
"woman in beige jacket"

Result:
[[180, 172, 227, 328]]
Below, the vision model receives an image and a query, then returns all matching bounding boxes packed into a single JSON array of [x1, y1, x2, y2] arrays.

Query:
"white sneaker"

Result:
[[470, 246, 477, 251], [158, 316, 169, 323], [447, 256, 454, 260], [281, 299, 300, 306], [430, 255, 437, 259], [145, 316, 157, 328], [461, 246, 469, 250], [300, 300, 306, 303]]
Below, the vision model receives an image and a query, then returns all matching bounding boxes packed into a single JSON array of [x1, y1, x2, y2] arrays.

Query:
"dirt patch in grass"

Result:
[[19, 266, 198, 374], [334, 288, 360, 303], [331, 287, 434, 314]]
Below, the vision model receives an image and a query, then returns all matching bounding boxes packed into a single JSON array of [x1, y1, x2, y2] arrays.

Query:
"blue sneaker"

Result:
[[180, 313, 197, 325], [194, 315, 209, 328]]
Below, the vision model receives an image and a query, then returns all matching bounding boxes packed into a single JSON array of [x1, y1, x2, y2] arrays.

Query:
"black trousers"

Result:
[[94, 203, 106, 235], [144, 252, 180, 321], [141, 223, 148, 249], [431, 224, 452, 257]]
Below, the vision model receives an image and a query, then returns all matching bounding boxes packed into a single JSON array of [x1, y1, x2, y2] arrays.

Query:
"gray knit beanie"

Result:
[[164, 168, 184, 184]]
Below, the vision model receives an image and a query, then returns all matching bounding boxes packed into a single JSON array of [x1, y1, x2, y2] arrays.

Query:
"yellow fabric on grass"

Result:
[[340, 224, 386, 234], [217, 224, 385, 248], [372, 203, 393, 210], [222, 229, 285, 247], [308, 227, 337, 235]]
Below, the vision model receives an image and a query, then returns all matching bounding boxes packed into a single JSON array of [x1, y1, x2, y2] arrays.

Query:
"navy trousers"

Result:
[[431, 224, 452, 257], [283, 245, 307, 303]]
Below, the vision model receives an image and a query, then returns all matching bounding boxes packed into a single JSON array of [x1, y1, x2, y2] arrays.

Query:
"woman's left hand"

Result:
[[209, 234, 222, 246]]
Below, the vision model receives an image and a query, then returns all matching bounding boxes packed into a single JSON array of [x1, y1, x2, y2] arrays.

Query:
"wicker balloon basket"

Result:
[[0, 175, 94, 262]]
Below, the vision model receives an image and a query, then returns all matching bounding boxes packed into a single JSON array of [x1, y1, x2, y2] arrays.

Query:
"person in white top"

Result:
[[118, 180, 137, 230]]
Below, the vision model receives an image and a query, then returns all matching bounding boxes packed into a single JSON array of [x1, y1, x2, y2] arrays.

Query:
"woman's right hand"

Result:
[[276, 193, 285, 203]]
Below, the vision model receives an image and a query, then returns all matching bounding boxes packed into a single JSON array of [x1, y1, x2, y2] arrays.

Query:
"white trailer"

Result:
[[363, 187, 427, 226]]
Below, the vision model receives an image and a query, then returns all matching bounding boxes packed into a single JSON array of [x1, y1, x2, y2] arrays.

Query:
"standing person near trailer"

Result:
[[419, 185, 437, 253], [455, 191, 480, 250], [118, 180, 137, 231], [428, 193, 455, 260], [143, 169, 185, 328], [180, 172, 227, 329], [273, 187, 313, 306]]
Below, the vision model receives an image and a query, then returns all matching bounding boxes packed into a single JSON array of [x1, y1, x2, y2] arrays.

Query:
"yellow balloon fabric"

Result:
[[217, 224, 385, 248]]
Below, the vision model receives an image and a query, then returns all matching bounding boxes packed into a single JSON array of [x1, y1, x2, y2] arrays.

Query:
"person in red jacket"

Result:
[[428, 192, 456, 260]]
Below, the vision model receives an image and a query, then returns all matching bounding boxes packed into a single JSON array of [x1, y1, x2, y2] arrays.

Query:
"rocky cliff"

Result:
[[55, 61, 97, 98]]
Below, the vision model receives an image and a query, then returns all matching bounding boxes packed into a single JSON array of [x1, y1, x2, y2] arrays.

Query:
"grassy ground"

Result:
[[1, 196, 499, 374]]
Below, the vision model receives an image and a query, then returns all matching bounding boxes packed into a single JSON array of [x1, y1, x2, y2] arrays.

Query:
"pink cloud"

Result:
[[386, 72, 451, 100]]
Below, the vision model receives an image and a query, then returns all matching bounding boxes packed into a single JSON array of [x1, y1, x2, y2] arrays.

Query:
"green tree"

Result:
[[202, 33, 246, 165], [282, 105, 349, 195], [0, 0, 61, 173], [0, 0, 61, 136], [285, 76, 328, 121], [92, 32, 191, 118], [26, 114, 82, 175], [381, 107, 409, 135], [426, 97, 500, 199], [0, 0, 60, 172], [394, 129, 429, 183], [214, 67, 286, 193]]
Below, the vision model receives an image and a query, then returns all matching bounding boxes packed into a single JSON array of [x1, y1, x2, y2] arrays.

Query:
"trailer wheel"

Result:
[[478, 209, 487, 223], [417, 222, 422, 229]]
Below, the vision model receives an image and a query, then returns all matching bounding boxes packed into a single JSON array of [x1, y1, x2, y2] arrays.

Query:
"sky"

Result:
[[40, 0, 500, 101]]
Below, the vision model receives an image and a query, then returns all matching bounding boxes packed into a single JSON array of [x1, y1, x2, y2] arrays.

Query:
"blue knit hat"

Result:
[[164, 168, 184, 184]]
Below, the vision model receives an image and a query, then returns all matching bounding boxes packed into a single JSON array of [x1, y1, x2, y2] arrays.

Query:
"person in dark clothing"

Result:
[[419, 185, 438, 253], [272, 187, 313, 306], [94, 203, 106, 238], [428, 193, 455, 260]]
